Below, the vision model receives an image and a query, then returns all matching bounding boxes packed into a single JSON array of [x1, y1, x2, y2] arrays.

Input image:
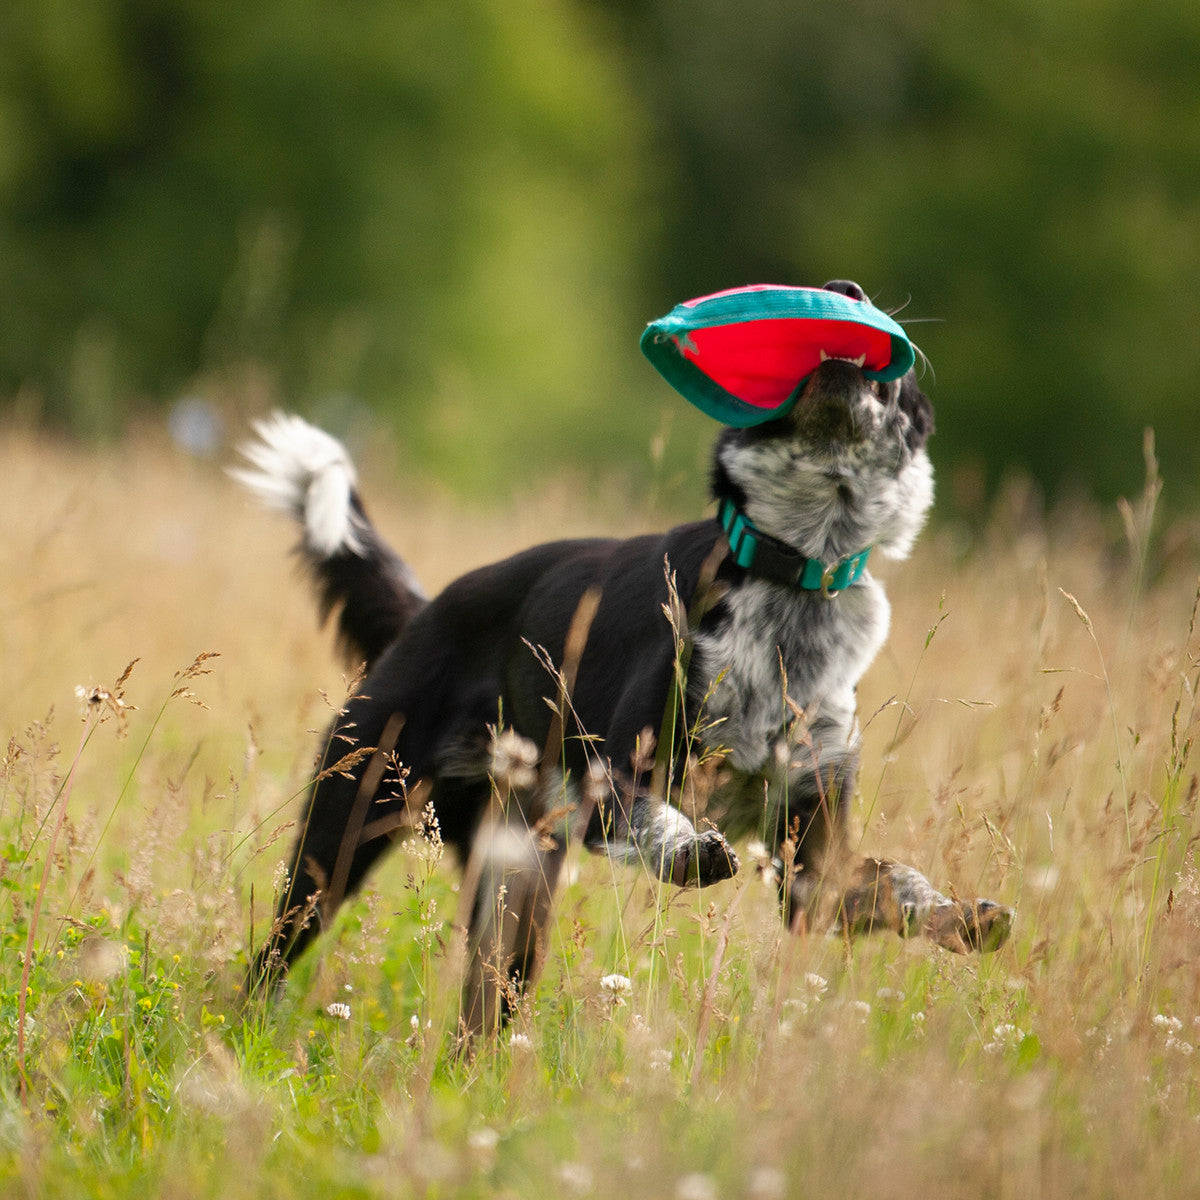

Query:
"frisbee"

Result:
[[640, 284, 916, 427]]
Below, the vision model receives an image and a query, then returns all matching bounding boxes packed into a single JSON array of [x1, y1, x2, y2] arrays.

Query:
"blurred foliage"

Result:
[[612, 0, 1200, 510], [0, 0, 652, 482], [1, 0, 1198, 509]]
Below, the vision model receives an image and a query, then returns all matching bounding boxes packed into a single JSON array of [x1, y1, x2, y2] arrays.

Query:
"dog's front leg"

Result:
[[585, 791, 740, 887]]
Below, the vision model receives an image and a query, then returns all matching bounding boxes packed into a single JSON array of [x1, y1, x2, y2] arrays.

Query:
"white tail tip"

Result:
[[230, 412, 364, 557]]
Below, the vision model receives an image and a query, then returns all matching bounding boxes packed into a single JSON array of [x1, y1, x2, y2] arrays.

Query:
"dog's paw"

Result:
[[969, 900, 1016, 952], [925, 898, 1015, 954], [672, 830, 740, 888]]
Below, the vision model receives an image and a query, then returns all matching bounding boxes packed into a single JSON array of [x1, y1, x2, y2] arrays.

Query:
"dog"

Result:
[[234, 279, 1014, 1035]]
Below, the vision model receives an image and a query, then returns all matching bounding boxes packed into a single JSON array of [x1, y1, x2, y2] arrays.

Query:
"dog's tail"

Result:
[[231, 412, 427, 668]]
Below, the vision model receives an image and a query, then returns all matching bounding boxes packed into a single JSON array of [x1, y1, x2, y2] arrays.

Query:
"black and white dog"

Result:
[[235, 280, 1013, 1032]]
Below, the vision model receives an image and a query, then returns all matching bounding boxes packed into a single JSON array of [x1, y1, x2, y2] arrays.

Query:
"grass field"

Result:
[[2, 419, 1198, 1198]]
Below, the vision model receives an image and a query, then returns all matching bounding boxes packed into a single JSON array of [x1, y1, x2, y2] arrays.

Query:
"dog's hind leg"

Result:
[[246, 704, 422, 993], [458, 816, 567, 1045]]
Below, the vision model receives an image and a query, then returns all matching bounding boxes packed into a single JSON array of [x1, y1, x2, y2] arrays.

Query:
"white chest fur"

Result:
[[691, 577, 890, 775]]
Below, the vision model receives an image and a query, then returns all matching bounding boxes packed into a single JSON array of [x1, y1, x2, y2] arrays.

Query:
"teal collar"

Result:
[[716, 497, 871, 596]]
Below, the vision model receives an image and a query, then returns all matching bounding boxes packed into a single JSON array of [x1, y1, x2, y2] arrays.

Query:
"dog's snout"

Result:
[[792, 358, 872, 444]]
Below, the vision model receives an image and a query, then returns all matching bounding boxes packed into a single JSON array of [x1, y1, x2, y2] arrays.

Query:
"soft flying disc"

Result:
[[640, 284, 916, 427]]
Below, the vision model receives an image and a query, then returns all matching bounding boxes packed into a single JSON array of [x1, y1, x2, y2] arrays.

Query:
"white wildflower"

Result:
[[783, 971, 830, 1018], [402, 801, 444, 863], [983, 1022, 1026, 1054], [557, 1162, 594, 1195], [509, 1032, 533, 1053], [747, 1166, 786, 1200], [650, 1047, 673, 1071], [1156, 1014, 1194, 1054], [490, 729, 539, 791], [600, 973, 633, 998], [468, 1127, 500, 1155], [676, 1172, 718, 1200], [325, 1002, 351, 1021]]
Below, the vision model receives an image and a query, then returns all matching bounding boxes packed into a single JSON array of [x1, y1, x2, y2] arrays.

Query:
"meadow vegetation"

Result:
[[1, 421, 1198, 1198]]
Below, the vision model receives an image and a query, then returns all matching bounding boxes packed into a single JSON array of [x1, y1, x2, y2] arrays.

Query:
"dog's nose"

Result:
[[822, 279, 867, 303]]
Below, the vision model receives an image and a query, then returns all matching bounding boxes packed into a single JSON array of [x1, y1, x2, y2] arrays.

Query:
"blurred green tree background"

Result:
[[2, 0, 1197, 511]]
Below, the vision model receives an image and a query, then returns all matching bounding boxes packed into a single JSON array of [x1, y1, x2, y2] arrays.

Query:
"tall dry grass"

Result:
[[1, 419, 1198, 1198]]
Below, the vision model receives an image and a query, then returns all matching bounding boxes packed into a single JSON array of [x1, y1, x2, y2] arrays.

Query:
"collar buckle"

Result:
[[819, 562, 840, 599]]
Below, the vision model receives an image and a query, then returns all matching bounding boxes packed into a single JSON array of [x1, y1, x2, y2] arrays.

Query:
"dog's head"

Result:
[[710, 280, 935, 563]]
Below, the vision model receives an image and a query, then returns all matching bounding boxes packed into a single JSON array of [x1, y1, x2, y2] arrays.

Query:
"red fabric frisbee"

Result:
[[640, 284, 916, 427]]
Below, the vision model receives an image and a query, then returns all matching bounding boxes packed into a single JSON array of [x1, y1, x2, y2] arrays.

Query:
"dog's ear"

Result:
[[898, 373, 934, 452]]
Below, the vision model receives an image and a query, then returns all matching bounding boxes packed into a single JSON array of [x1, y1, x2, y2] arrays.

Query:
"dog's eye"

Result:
[[870, 378, 901, 404]]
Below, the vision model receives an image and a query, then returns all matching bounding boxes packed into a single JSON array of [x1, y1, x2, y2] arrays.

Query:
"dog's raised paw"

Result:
[[673, 830, 740, 888]]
